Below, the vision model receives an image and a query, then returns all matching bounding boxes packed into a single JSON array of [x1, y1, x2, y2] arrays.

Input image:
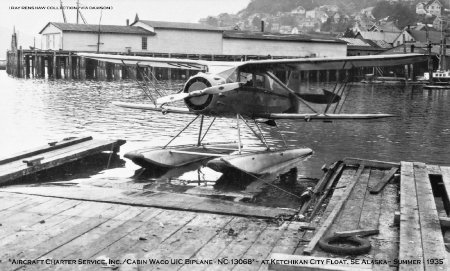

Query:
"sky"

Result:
[[0, 0, 251, 59]]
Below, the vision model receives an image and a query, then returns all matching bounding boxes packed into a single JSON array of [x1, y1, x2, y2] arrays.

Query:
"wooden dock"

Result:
[[270, 159, 450, 271], [0, 136, 125, 185], [0, 158, 449, 270]]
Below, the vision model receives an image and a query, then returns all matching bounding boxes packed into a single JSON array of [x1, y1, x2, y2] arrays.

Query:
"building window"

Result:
[[142, 37, 147, 50]]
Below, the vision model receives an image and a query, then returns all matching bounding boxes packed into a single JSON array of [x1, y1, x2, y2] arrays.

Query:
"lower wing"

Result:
[[254, 113, 395, 120], [112, 101, 194, 114]]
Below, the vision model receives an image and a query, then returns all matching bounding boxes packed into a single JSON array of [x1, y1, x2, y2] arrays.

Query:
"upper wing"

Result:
[[238, 53, 428, 71], [79, 52, 427, 73], [77, 53, 240, 73]]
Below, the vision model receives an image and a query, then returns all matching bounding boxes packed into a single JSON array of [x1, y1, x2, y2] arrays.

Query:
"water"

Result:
[[1, 70, 449, 195]]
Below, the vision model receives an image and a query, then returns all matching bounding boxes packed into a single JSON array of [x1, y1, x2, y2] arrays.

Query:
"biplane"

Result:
[[79, 52, 426, 175]]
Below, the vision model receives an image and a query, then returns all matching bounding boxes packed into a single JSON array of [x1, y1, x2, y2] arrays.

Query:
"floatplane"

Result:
[[79, 52, 426, 175]]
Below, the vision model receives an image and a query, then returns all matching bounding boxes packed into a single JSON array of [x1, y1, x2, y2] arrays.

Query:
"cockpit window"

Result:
[[240, 72, 253, 86]]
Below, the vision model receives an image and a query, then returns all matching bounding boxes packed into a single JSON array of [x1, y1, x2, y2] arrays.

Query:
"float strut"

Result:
[[237, 114, 242, 154], [197, 115, 204, 146]]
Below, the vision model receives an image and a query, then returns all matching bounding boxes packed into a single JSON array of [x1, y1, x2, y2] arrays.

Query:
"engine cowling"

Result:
[[183, 73, 225, 113]]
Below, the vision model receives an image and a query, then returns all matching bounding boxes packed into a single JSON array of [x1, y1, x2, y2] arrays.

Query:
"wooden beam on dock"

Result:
[[303, 165, 364, 255], [344, 157, 400, 169], [305, 162, 344, 219], [399, 161, 424, 271], [369, 167, 398, 194], [0, 136, 93, 166], [413, 162, 448, 271], [0, 137, 125, 185]]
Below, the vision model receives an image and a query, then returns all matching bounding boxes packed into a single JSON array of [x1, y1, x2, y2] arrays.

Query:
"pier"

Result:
[[5, 49, 411, 82], [0, 156, 448, 270], [0, 136, 125, 185]]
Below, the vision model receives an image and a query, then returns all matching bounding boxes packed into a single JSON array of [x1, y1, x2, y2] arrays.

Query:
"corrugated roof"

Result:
[[357, 31, 400, 43], [39, 22, 154, 35], [369, 40, 392, 48], [408, 29, 450, 43], [223, 31, 346, 44], [340, 38, 371, 46], [135, 20, 228, 32]]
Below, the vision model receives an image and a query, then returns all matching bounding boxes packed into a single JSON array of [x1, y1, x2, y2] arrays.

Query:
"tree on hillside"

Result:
[[372, 1, 417, 28], [205, 16, 218, 27]]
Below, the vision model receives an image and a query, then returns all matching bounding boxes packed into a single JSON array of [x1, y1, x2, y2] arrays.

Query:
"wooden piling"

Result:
[[56, 56, 62, 79], [67, 53, 73, 80], [31, 53, 35, 78], [114, 64, 121, 80], [80, 56, 86, 80], [52, 52, 57, 79], [128, 65, 137, 80], [25, 55, 30, 78]]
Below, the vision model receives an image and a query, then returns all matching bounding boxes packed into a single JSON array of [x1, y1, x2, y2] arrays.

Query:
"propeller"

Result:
[[157, 82, 243, 105]]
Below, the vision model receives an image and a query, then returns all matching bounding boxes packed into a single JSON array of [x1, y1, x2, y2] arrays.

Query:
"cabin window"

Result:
[[254, 74, 265, 88], [240, 72, 253, 86], [141, 37, 147, 50]]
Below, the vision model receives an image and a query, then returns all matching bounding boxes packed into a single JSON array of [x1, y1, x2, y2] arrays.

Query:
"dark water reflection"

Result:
[[1, 71, 449, 182]]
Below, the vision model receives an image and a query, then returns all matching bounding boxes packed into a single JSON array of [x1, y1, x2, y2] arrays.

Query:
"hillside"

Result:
[[239, 0, 382, 17]]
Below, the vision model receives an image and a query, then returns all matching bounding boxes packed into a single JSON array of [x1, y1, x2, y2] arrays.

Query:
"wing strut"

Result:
[[324, 61, 348, 114], [121, 60, 157, 105], [266, 71, 319, 114]]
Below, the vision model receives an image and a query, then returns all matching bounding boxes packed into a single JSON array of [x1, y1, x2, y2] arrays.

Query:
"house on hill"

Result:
[[291, 6, 306, 16], [368, 21, 401, 33], [416, 0, 443, 16]]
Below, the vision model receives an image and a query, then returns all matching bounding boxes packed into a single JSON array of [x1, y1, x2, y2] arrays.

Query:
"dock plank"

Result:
[[369, 167, 398, 194], [414, 163, 448, 271], [0, 186, 293, 218], [329, 167, 371, 234], [359, 169, 384, 230], [177, 217, 250, 271], [17, 205, 131, 271], [399, 162, 423, 271], [208, 219, 268, 271], [0, 201, 113, 251], [427, 165, 442, 175], [233, 223, 288, 271], [59, 207, 164, 263], [441, 166, 450, 215], [303, 165, 364, 255], [36, 205, 135, 263], [0, 139, 124, 184], [372, 183, 398, 271], [143, 213, 234, 271], [0, 137, 93, 166], [294, 167, 357, 255], [0, 139, 106, 173], [344, 158, 400, 169], [90, 210, 197, 261]]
